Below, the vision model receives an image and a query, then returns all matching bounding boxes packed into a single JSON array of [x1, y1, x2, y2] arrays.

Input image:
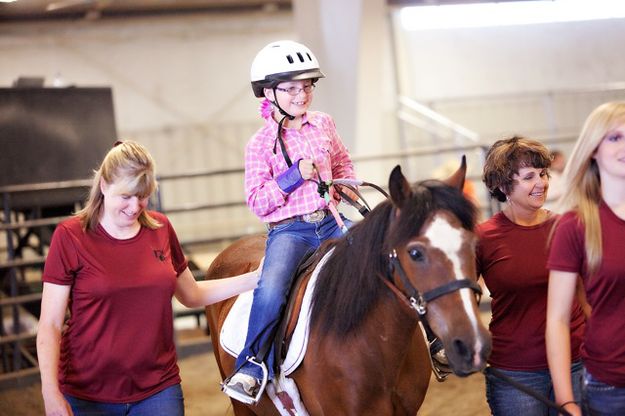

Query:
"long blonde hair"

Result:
[[76, 140, 161, 232], [557, 101, 625, 275]]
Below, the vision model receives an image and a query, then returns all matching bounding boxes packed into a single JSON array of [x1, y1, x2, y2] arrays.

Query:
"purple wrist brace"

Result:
[[277, 159, 305, 193]]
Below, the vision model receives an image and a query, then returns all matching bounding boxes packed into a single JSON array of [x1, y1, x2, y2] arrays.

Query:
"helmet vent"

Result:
[[306, 52, 312, 61], [296, 52, 305, 62], [286, 55, 294, 64]]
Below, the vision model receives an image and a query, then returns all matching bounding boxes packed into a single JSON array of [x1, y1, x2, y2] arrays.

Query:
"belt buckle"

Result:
[[302, 210, 325, 223]]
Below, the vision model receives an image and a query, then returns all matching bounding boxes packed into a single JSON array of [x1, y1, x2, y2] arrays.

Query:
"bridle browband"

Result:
[[386, 248, 482, 317]]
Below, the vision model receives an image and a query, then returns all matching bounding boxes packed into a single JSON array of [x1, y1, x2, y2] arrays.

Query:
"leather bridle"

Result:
[[386, 248, 482, 318]]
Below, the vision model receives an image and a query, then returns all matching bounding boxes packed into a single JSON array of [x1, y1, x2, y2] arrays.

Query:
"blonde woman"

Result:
[[547, 102, 625, 416], [37, 141, 259, 416]]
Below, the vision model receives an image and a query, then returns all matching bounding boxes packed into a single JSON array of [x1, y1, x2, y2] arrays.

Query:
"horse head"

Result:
[[386, 156, 491, 376]]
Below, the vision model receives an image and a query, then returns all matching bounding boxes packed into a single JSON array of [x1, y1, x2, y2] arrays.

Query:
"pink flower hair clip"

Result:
[[259, 98, 273, 120]]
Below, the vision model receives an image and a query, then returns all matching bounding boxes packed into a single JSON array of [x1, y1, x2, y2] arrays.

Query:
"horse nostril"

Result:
[[452, 338, 472, 362]]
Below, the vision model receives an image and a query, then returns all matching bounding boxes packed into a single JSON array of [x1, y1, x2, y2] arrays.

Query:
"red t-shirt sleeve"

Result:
[[149, 211, 188, 276], [547, 212, 585, 274], [43, 221, 80, 286]]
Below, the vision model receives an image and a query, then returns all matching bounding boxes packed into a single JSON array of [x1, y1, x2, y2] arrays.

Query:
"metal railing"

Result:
[[423, 82, 625, 142], [398, 95, 480, 145], [1, 180, 91, 388], [1, 84, 595, 385]]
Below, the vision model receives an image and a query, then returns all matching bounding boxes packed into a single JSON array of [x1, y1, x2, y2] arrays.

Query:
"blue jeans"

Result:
[[582, 367, 625, 415], [64, 384, 184, 416], [485, 361, 583, 416], [235, 213, 349, 380]]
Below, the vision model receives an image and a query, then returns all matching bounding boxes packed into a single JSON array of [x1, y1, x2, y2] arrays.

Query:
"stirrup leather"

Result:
[[221, 357, 269, 405]]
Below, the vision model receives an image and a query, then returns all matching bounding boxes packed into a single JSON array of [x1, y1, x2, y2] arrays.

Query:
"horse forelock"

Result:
[[310, 180, 477, 337], [384, 181, 475, 253]]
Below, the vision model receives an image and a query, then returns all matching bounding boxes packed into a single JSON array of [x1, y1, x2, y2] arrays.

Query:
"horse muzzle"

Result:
[[445, 329, 492, 377]]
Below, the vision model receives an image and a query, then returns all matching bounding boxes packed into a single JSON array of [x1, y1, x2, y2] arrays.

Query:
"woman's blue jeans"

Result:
[[583, 367, 625, 415], [64, 383, 184, 416], [485, 361, 583, 416], [235, 213, 349, 380]]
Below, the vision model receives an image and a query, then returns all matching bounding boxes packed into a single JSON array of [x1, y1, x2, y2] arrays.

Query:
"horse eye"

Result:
[[408, 248, 425, 262]]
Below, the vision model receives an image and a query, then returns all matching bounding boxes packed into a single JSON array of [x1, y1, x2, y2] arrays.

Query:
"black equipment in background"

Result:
[[0, 87, 117, 208]]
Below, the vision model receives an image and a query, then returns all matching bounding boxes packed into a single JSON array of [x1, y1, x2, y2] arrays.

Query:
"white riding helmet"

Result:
[[250, 40, 325, 98]]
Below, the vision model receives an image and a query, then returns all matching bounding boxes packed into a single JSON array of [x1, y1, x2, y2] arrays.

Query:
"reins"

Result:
[[309, 165, 390, 234], [484, 366, 574, 416], [271, 117, 387, 227]]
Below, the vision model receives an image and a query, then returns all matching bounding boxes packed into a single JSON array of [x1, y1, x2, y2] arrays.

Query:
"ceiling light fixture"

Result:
[[400, 0, 625, 30]]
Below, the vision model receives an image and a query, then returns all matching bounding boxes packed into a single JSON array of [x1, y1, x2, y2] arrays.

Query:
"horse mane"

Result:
[[310, 179, 477, 336]]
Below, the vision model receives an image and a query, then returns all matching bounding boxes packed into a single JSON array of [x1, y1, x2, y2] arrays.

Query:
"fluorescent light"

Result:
[[400, 0, 625, 31], [0, 0, 19, 3]]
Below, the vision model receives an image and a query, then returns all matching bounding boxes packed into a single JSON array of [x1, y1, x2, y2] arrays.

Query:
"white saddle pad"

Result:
[[220, 250, 333, 376]]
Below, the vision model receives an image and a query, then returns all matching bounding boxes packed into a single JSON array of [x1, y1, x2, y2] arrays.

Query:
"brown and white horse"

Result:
[[205, 161, 491, 415]]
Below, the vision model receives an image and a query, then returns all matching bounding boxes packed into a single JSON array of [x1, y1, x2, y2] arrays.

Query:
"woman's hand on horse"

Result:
[[298, 159, 315, 180]]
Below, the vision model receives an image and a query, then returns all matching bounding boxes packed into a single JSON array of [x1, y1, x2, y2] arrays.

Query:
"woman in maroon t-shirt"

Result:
[[547, 102, 625, 416], [477, 136, 586, 416], [37, 141, 260, 416]]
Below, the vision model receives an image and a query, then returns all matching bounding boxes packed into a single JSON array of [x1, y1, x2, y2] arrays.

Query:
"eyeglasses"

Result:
[[275, 84, 315, 96]]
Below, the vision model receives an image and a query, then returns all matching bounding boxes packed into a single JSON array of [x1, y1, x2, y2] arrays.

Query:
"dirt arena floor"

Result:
[[0, 343, 489, 416], [0, 251, 492, 415]]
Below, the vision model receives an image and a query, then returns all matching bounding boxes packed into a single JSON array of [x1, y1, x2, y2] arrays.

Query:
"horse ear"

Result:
[[389, 165, 412, 208], [443, 155, 467, 191]]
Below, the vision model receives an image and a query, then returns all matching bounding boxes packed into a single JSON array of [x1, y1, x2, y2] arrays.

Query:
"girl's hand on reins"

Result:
[[298, 159, 315, 180]]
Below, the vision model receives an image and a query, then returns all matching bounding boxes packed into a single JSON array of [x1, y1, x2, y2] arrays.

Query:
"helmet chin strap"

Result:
[[270, 87, 296, 121], [271, 87, 296, 166]]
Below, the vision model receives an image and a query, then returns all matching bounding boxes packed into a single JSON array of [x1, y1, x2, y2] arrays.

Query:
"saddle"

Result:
[[220, 246, 330, 375], [272, 249, 320, 371]]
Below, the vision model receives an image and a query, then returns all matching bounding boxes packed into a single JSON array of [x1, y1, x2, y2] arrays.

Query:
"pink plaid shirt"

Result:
[[245, 110, 355, 223]]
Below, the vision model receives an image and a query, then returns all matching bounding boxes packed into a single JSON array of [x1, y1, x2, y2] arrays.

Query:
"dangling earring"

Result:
[[505, 194, 513, 207]]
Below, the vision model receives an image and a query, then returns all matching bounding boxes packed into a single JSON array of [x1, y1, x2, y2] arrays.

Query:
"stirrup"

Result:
[[428, 337, 452, 382], [221, 357, 269, 405]]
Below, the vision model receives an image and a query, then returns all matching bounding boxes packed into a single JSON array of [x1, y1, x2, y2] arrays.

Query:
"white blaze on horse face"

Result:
[[423, 214, 480, 333]]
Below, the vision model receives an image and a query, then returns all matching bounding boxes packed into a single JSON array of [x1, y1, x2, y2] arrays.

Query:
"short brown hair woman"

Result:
[[478, 136, 585, 415]]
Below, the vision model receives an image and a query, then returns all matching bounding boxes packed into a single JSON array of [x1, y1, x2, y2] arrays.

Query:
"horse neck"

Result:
[[357, 288, 421, 367]]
